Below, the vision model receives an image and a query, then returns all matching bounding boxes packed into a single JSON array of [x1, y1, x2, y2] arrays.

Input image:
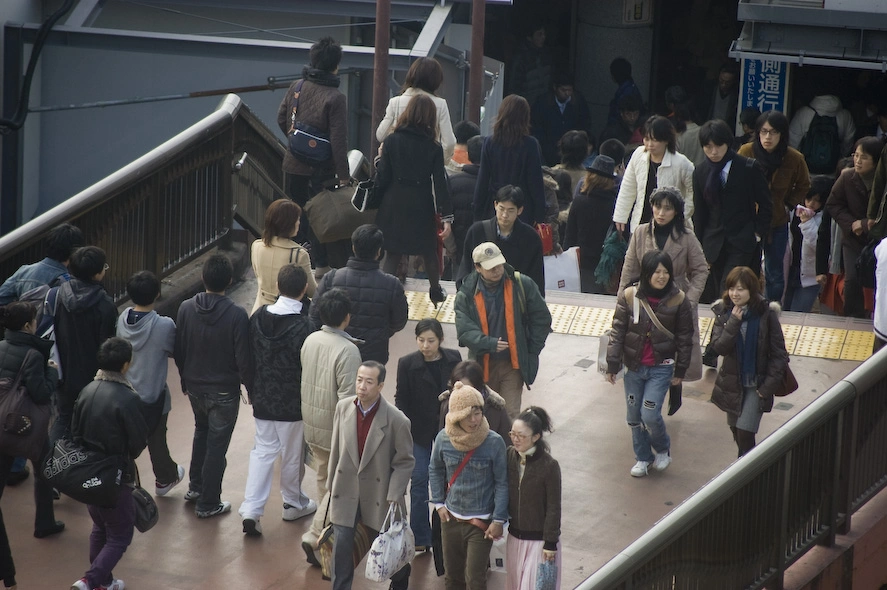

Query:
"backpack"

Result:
[[799, 113, 840, 174], [17, 284, 62, 379]]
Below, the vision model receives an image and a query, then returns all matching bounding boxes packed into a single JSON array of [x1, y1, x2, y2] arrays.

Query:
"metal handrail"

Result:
[[577, 346, 887, 589], [0, 94, 286, 302]]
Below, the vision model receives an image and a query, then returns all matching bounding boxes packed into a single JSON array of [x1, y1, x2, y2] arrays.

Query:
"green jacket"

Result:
[[454, 265, 552, 386]]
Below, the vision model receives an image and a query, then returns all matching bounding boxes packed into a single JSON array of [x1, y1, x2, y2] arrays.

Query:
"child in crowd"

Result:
[[785, 175, 834, 313]]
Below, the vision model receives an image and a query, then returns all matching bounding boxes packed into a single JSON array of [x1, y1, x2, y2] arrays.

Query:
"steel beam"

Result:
[[65, 0, 105, 27], [738, 0, 887, 30], [125, 0, 436, 21], [1, 25, 24, 234], [410, 3, 453, 58]]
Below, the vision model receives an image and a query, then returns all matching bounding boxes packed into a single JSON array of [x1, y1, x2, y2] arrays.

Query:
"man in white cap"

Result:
[[454, 242, 552, 419]]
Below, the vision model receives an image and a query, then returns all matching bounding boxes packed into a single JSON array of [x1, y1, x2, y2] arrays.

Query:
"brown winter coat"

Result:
[[826, 167, 872, 249], [506, 447, 561, 550], [276, 77, 349, 181], [438, 385, 510, 442], [709, 298, 789, 416], [738, 144, 811, 227], [606, 285, 694, 379]]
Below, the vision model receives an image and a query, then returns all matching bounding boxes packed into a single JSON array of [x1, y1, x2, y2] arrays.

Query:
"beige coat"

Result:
[[328, 396, 414, 531], [251, 237, 316, 314], [619, 222, 709, 303], [375, 88, 456, 163], [300, 326, 362, 451]]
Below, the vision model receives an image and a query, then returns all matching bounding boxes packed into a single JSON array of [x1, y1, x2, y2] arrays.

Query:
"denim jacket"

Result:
[[0, 258, 70, 304], [429, 429, 509, 522]]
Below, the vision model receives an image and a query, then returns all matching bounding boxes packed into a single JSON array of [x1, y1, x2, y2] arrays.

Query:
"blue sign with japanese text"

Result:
[[741, 59, 789, 115]]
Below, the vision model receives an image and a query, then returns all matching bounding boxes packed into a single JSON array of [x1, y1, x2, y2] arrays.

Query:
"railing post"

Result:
[[837, 390, 859, 535], [773, 449, 791, 590], [145, 176, 162, 278], [219, 129, 235, 251]]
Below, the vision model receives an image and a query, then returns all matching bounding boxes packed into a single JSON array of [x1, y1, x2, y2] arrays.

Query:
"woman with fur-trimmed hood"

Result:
[[709, 266, 789, 458]]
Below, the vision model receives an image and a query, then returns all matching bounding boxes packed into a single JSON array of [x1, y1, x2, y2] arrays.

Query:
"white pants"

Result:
[[238, 419, 311, 518]]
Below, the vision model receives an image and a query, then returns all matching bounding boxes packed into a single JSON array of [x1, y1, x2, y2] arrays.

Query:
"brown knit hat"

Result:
[[446, 381, 485, 423]]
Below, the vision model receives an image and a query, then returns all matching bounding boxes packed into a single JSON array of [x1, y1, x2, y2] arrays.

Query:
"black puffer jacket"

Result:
[[448, 164, 479, 266], [72, 371, 149, 483], [310, 258, 409, 364], [249, 307, 316, 421], [0, 329, 58, 405], [606, 285, 694, 378], [709, 297, 788, 415]]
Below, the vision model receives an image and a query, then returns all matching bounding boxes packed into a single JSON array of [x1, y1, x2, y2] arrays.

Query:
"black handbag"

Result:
[[132, 485, 159, 532], [351, 177, 381, 212], [0, 349, 52, 463], [288, 80, 333, 166], [41, 438, 124, 508], [856, 238, 879, 290]]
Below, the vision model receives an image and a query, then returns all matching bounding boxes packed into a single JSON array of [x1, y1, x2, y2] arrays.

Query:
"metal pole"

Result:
[[372, 0, 392, 158], [467, 0, 485, 125]]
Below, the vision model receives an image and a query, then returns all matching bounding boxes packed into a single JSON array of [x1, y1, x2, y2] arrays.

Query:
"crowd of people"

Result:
[[2, 33, 887, 590]]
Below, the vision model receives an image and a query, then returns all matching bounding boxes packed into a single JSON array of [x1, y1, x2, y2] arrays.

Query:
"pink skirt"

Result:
[[504, 536, 562, 590]]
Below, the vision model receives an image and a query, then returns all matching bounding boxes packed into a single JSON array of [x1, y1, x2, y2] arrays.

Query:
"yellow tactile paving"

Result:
[[782, 324, 802, 355], [402, 291, 876, 361], [794, 326, 846, 358], [568, 306, 615, 336], [840, 330, 875, 361], [547, 303, 579, 334]]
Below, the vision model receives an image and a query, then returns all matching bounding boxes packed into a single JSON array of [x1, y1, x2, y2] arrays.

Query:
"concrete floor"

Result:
[[3, 276, 863, 590]]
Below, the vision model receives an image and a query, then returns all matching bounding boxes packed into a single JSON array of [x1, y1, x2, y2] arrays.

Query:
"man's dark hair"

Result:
[[719, 61, 740, 77], [494, 185, 525, 209], [618, 94, 642, 113], [96, 337, 133, 372], [739, 107, 761, 129], [69, 246, 107, 281], [316, 288, 351, 327], [360, 360, 387, 384], [552, 70, 574, 88], [277, 264, 308, 299], [610, 58, 632, 84], [558, 130, 589, 168], [351, 224, 384, 260], [46, 223, 84, 263], [202, 254, 233, 293], [698, 119, 734, 148], [126, 270, 161, 306], [309, 36, 343, 72], [599, 138, 626, 165], [466, 135, 483, 165], [454, 120, 481, 145], [808, 174, 836, 201]]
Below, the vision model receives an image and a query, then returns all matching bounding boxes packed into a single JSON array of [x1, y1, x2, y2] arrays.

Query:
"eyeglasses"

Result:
[[102, 263, 110, 271], [508, 430, 530, 441], [759, 128, 780, 137]]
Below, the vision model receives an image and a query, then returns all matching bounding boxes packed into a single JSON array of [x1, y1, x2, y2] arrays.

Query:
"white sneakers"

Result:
[[283, 499, 318, 521], [155, 464, 185, 497], [652, 451, 672, 472], [630, 452, 672, 477], [630, 461, 649, 477], [72, 579, 124, 590]]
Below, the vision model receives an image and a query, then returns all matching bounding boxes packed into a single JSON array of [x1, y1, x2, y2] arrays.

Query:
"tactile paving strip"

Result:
[[794, 326, 846, 358], [568, 306, 615, 336], [840, 330, 875, 361], [403, 290, 875, 361], [547, 303, 579, 334]]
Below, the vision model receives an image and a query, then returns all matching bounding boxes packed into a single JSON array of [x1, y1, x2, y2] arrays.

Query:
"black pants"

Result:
[[287, 173, 331, 268]]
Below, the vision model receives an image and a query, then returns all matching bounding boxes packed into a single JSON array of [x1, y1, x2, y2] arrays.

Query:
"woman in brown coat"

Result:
[[826, 136, 883, 317], [709, 266, 789, 457], [606, 251, 694, 477], [737, 111, 811, 303]]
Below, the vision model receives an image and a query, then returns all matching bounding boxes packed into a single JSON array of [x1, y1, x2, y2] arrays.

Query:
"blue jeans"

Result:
[[624, 365, 673, 463], [409, 443, 432, 546], [187, 392, 239, 512], [764, 225, 789, 304]]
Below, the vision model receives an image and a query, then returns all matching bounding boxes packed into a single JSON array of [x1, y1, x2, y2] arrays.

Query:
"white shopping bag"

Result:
[[543, 247, 581, 292], [365, 503, 415, 582], [489, 522, 508, 573]]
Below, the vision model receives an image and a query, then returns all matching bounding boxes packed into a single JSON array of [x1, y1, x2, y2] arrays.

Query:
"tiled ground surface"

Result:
[[6, 277, 869, 590]]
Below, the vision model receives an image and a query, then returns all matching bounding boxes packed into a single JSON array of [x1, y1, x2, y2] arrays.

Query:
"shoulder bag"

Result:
[[41, 438, 124, 508], [365, 502, 415, 582], [773, 360, 799, 397], [630, 287, 686, 415], [0, 349, 52, 462], [132, 465, 159, 533], [304, 182, 377, 243], [288, 80, 333, 166]]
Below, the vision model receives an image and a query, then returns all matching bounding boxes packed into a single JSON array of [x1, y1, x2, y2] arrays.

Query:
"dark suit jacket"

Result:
[[692, 155, 772, 261]]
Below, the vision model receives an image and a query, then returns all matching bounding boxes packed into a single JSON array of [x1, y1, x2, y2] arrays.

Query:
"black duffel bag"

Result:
[[856, 238, 880, 290], [41, 438, 124, 508]]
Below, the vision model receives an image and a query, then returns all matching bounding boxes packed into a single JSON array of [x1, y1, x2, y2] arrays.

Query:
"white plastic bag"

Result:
[[543, 247, 581, 292], [365, 503, 415, 582], [488, 522, 508, 572]]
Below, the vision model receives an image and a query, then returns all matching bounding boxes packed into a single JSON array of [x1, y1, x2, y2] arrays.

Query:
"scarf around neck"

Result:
[[735, 306, 761, 384], [445, 414, 491, 452], [301, 66, 341, 88], [752, 140, 787, 181], [703, 149, 735, 206]]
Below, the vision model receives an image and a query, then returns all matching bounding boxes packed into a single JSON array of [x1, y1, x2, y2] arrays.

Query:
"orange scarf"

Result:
[[473, 279, 520, 382]]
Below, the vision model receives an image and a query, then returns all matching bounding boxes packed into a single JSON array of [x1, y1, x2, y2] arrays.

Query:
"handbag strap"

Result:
[[446, 448, 477, 495], [288, 79, 306, 134], [7, 348, 38, 394], [637, 292, 684, 341]]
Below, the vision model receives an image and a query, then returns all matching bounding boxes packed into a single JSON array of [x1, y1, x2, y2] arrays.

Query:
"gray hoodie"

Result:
[[117, 308, 176, 411]]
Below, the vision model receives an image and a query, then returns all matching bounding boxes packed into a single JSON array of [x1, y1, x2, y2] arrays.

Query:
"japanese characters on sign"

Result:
[[741, 58, 790, 115]]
